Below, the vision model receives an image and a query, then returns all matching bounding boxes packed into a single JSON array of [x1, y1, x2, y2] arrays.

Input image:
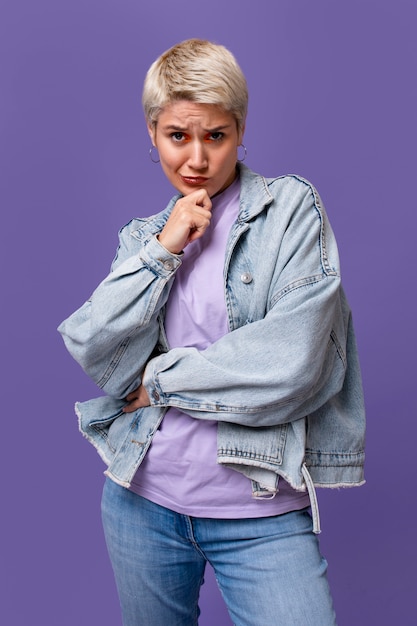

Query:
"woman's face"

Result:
[[148, 101, 244, 198]]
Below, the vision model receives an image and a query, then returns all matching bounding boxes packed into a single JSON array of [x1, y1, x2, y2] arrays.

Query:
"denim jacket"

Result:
[[58, 163, 365, 525]]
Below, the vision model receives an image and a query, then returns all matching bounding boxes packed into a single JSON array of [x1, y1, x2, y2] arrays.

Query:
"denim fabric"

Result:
[[59, 163, 365, 498], [101, 478, 337, 626]]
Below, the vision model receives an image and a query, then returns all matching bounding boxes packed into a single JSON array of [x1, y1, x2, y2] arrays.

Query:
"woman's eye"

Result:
[[208, 132, 224, 141], [171, 132, 185, 142]]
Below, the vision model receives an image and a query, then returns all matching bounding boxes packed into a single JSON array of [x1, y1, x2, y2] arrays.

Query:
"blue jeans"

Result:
[[101, 478, 337, 625]]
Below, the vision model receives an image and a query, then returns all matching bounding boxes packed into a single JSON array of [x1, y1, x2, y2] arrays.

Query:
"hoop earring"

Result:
[[149, 146, 160, 163], [237, 144, 247, 162]]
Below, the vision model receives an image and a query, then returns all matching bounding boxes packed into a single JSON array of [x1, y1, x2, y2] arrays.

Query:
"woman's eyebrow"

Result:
[[162, 124, 188, 131], [162, 124, 232, 132], [204, 125, 232, 132]]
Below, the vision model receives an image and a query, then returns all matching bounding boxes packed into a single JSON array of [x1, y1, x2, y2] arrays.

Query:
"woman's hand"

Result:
[[158, 189, 212, 254], [122, 384, 151, 413], [121, 190, 212, 413]]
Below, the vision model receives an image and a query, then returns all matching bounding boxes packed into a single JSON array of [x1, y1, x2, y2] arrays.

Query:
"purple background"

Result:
[[1, 1, 416, 624]]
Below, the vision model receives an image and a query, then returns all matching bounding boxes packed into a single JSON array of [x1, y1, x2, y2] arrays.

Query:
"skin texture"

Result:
[[123, 101, 244, 412]]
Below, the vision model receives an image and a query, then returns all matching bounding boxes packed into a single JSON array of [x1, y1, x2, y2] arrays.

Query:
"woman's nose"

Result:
[[188, 141, 208, 169]]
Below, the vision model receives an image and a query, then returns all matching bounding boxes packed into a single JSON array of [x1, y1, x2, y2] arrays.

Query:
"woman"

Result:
[[59, 39, 365, 626]]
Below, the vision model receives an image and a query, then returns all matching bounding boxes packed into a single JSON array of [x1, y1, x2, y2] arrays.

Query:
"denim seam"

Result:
[[271, 273, 330, 307], [304, 452, 365, 469], [290, 175, 338, 276], [97, 337, 131, 388], [217, 450, 283, 465]]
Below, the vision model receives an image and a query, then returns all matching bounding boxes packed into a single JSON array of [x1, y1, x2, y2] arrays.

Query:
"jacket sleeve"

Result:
[[141, 182, 350, 427], [142, 276, 347, 427], [58, 228, 183, 398]]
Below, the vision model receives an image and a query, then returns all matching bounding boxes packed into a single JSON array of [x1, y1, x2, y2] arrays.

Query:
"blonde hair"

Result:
[[142, 39, 248, 133]]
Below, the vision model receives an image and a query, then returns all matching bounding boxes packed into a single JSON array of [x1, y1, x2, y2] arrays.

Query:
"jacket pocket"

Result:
[[76, 396, 136, 460]]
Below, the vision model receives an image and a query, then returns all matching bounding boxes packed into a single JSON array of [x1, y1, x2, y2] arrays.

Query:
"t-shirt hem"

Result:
[[128, 482, 311, 519]]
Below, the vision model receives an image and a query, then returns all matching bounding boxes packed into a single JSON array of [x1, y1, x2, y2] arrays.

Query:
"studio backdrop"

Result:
[[1, 1, 415, 625]]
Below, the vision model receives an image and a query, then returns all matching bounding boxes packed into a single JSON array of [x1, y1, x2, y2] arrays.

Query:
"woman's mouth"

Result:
[[180, 176, 209, 186]]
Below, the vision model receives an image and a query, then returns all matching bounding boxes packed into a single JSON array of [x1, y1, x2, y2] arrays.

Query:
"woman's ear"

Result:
[[238, 123, 246, 145], [147, 121, 157, 146]]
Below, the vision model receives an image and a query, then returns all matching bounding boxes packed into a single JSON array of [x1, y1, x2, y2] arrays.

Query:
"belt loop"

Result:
[[302, 464, 321, 534]]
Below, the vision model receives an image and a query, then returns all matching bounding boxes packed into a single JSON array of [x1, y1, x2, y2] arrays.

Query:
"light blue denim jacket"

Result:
[[59, 164, 365, 526]]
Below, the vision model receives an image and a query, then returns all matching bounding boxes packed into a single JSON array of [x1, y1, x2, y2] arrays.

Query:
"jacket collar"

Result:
[[237, 163, 274, 223]]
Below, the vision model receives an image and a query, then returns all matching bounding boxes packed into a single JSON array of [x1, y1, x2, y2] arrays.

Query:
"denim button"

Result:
[[152, 390, 160, 401], [240, 272, 253, 284], [163, 260, 174, 271]]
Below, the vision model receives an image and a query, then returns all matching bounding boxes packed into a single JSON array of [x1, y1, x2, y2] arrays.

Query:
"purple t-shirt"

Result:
[[130, 177, 310, 517]]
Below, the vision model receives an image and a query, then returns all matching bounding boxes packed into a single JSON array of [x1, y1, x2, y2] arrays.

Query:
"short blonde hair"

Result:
[[142, 39, 248, 133]]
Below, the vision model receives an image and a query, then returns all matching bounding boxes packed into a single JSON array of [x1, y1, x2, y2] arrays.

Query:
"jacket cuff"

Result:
[[142, 355, 167, 406], [139, 235, 183, 278]]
